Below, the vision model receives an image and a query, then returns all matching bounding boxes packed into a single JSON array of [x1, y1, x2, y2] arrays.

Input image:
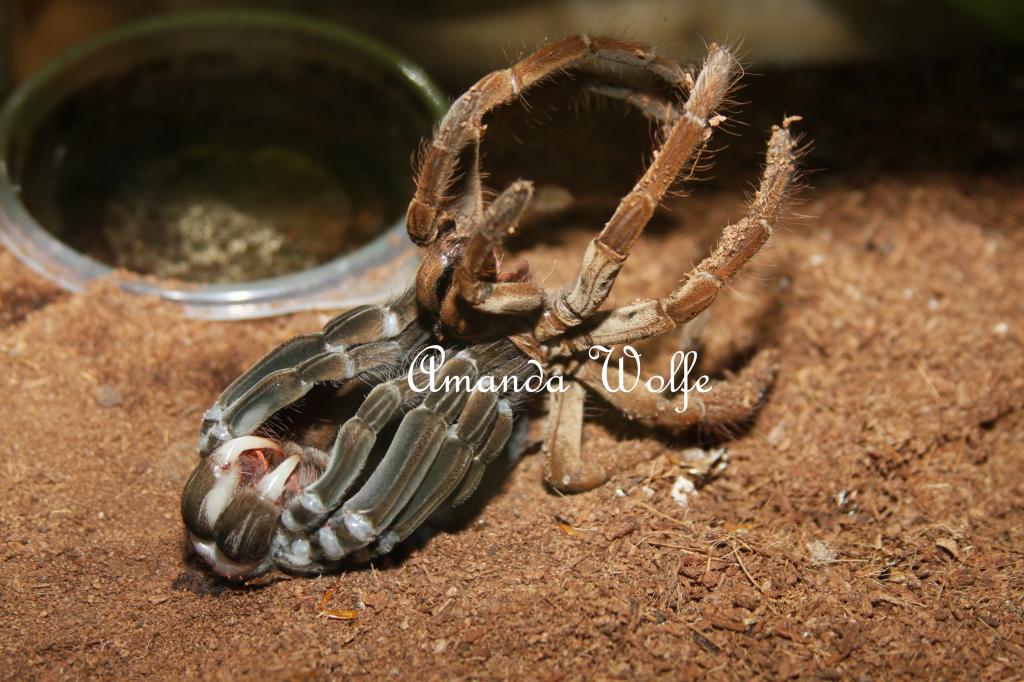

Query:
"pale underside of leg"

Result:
[[199, 290, 424, 455], [300, 342, 528, 566]]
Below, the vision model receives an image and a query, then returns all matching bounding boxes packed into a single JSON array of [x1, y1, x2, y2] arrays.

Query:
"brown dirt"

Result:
[[2, 169, 1023, 679]]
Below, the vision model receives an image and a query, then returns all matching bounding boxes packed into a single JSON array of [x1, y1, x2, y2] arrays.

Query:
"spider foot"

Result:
[[542, 380, 609, 493]]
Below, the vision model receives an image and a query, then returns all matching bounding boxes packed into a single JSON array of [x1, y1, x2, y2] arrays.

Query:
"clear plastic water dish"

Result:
[[0, 11, 445, 319]]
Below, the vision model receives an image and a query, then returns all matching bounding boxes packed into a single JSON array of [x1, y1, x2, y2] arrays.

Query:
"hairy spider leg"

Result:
[[408, 34, 701, 247], [532, 44, 738, 342], [561, 121, 799, 352]]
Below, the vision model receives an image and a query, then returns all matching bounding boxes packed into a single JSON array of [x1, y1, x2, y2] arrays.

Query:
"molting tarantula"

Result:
[[181, 36, 799, 578]]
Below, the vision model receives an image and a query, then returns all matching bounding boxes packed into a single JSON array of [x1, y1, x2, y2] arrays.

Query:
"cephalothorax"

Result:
[[181, 36, 799, 578]]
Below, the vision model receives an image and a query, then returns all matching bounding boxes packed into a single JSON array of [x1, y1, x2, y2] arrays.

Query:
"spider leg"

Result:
[[313, 347, 489, 559], [583, 80, 684, 130], [198, 289, 426, 455], [542, 378, 607, 493], [274, 345, 526, 573], [447, 398, 515, 506], [272, 398, 515, 575], [368, 340, 529, 553], [407, 35, 702, 247], [279, 375, 426, 533], [457, 180, 531, 284], [575, 348, 778, 433], [443, 180, 546, 326], [559, 121, 799, 352], [533, 45, 737, 342], [372, 393, 508, 555]]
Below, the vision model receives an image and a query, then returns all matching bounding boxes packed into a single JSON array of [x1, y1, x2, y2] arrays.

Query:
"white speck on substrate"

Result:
[[807, 539, 837, 564], [670, 476, 697, 509], [993, 321, 1009, 335]]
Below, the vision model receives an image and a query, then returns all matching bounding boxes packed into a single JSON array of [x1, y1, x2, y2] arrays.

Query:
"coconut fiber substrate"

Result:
[[2, 62, 1024, 680]]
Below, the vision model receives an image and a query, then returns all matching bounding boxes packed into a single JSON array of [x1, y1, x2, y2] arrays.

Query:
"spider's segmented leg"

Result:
[[272, 398, 516, 575], [407, 35, 699, 247], [279, 375, 427, 534], [314, 348, 486, 559], [272, 391, 516, 569], [533, 44, 737, 342], [373, 393, 506, 555], [375, 340, 528, 552], [560, 121, 799, 352], [449, 180, 545, 316], [446, 398, 515, 506], [542, 378, 607, 493], [575, 348, 778, 433], [456, 180, 532, 299], [198, 290, 424, 455], [309, 340, 530, 562]]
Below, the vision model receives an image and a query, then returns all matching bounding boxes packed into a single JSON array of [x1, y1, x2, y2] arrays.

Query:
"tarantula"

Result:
[[181, 36, 799, 578]]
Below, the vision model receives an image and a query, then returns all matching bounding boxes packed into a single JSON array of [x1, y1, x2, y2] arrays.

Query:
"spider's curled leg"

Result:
[[314, 348, 485, 559], [374, 394, 511, 555], [450, 180, 545, 315], [198, 289, 424, 455], [534, 44, 738, 342], [280, 376, 425, 534], [447, 398, 515, 507], [408, 35, 709, 247], [273, 396, 516, 575], [379, 340, 529, 549], [561, 121, 799, 352]]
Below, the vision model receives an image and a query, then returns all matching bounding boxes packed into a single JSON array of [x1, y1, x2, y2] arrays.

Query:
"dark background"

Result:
[[3, 0, 1023, 188]]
